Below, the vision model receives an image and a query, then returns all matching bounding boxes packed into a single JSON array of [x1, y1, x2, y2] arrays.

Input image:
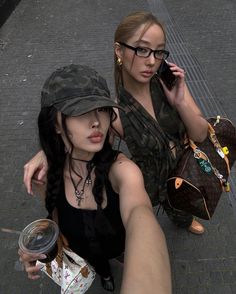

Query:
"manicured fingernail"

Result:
[[39, 254, 47, 259]]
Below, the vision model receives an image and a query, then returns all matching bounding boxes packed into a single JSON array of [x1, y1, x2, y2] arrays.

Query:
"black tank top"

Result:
[[57, 179, 125, 266]]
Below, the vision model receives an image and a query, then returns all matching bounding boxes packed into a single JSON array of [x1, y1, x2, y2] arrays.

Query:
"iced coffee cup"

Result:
[[18, 219, 59, 263]]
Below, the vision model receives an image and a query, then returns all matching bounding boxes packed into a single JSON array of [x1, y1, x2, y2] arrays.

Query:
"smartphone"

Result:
[[157, 60, 177, 90]]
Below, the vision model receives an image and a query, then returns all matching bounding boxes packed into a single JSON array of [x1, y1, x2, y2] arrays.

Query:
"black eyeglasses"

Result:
[[119, 42, 169, 60]]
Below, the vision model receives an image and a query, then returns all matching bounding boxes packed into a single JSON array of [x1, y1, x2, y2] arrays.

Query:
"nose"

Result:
[[146, 52, 156, 65], [91, 110, 100, 128]]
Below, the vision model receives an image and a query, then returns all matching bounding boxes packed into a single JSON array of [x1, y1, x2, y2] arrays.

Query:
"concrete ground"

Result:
[[0, 0, 236, 293]]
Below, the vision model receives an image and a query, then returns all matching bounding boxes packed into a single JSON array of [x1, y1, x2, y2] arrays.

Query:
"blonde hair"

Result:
[[114, 11, 166, 95]]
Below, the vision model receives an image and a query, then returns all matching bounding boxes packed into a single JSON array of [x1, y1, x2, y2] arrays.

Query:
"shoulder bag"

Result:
[[37, 208, 96, 294], [167, 116, 236, 220]]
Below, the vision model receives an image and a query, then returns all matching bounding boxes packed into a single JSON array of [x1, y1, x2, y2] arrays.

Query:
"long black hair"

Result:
[[38, 106, 119, 216]]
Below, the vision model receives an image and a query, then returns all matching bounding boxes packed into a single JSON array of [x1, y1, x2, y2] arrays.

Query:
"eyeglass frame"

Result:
[[118, 42, 169, 60]]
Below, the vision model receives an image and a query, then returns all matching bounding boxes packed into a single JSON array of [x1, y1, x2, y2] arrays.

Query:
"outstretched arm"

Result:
[[110, 154, 172, 294]]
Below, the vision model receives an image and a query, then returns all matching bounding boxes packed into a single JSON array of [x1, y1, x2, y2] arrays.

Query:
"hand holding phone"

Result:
[[156, 60, 177, 90]]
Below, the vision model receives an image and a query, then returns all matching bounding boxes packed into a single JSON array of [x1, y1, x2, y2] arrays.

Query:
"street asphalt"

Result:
[[0, 0, 236, 293]]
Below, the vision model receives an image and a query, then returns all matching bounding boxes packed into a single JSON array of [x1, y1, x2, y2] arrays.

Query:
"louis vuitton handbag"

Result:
[[36, 209, 96, 294], [37, 233, 96, 294], [167, 116, 236, 220]]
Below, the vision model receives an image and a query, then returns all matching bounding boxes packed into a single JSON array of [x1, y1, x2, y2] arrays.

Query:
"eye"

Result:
[[136, 47, 149, 54], [155, 49, 169, 60], [155, 50, 164, 56], [98, 107, 110, 112]]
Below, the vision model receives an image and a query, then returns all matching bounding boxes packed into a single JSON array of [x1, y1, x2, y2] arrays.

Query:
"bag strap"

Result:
[[52, 208, 69, 249], [208, 123, 230, 174], [189, 122, 230, 174], [187, 120, 230, 192]]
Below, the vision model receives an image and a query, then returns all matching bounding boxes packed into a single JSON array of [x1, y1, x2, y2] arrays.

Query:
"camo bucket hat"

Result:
[[41, 64, 123, 116]]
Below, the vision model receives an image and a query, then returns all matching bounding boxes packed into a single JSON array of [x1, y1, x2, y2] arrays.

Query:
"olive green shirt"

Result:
[[118, 79, 186, 206]]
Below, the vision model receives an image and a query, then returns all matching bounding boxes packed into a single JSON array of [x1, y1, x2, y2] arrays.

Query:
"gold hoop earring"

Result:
[[117, 57, 122, 66]]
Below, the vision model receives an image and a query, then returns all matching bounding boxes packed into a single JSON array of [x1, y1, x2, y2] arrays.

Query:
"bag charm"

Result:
[[194, 149, 212, 174], [222, 146, 229, 155]]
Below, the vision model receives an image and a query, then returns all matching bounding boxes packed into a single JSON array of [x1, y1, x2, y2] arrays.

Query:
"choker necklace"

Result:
[[71, 157, 92, 162], [69, 159, 93, 206]]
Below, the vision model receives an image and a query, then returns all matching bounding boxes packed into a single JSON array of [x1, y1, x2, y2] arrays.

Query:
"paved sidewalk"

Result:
[[0, 0, 21, 26], [0, 1, 236, 293]]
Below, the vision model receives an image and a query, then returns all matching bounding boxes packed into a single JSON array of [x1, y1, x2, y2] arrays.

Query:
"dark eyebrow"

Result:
[[133, 40, 165, 48]]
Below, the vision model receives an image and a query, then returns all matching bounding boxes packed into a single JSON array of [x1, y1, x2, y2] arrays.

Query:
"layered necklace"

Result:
[[68, 156, 94, 206]]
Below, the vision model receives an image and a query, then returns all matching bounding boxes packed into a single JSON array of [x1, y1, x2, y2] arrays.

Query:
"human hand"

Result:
[[23, 150, 48, 195], [159, 62, 186, 108], [18, 249, 46, 280]]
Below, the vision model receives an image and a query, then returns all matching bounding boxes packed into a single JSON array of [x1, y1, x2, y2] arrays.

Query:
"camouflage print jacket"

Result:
[[118, 79, 186, 206]]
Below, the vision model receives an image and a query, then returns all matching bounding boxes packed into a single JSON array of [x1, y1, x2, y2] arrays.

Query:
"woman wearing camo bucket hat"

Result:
[[19, 64, 172, 293]]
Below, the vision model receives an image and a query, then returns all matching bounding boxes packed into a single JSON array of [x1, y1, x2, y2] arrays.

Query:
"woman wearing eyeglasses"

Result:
[[112, 11, 208, 234], [24, 11, 208, 235]]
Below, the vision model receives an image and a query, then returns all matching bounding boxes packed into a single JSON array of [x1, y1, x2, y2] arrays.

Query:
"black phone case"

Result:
[[157, 60, 177, 90]]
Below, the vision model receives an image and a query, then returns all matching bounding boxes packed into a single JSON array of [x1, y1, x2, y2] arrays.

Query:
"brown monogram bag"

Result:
[[167, 117, 236, 220]]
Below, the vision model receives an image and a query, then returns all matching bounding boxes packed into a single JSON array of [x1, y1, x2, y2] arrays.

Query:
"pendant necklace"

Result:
[[69, 158, 93, 206]]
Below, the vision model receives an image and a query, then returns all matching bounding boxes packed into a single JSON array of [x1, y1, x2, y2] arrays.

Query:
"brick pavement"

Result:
[[0, 1, 236, 293]]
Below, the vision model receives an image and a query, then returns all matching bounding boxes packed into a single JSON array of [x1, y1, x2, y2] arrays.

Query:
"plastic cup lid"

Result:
[[18, 219, 59, 253]]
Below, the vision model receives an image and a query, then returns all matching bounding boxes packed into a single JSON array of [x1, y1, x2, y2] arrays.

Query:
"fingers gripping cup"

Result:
[[18, 219, 59, 263]]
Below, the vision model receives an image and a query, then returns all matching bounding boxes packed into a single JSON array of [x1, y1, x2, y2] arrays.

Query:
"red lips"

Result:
[[88, 131, 104, 143], [141, 71, 154, 77]]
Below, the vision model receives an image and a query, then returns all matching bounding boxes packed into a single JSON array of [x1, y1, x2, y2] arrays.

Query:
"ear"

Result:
[[114, 42, 123, 60], [55, 112, 62, 134], [55, 126, 61, 134], [55, 121, 61, 134]]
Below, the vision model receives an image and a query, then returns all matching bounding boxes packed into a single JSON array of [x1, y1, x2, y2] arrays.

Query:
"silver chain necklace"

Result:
[[69, 158, 93, 206]]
